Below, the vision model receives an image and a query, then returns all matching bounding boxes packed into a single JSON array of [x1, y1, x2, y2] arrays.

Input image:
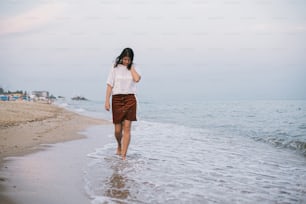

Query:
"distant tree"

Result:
[[0, 87, 4, 94]]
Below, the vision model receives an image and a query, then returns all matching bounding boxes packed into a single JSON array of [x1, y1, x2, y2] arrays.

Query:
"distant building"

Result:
[[31, 91, 49, 100]]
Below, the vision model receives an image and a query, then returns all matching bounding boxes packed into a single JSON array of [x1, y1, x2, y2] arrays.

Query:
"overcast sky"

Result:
[[0, 0, 305, 101]]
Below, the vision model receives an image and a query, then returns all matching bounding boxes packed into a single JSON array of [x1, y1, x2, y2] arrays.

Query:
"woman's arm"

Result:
[[130, 66, 141, 83], [105, 84, 112, 111]]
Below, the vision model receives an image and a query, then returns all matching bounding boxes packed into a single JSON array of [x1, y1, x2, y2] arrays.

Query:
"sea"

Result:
[[55, 98, 306, 204]]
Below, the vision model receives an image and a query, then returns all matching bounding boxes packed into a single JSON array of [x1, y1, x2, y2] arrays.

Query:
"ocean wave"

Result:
[[255, 136, 306, 157], [74, 108, 85, 112], [57, 102, 68, 107], [285, 140, 306, 156], [299, 123, 306, 130]]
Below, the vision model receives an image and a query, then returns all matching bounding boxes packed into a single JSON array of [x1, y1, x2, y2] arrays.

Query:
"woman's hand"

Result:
[[105, 84, 112, 111], [105, 101, 110, 111], [130, 66, 141, 82]]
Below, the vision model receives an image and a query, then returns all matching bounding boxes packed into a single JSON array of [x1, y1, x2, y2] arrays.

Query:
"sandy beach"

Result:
[[0, 100, 112, 204], [0, 100, 110, 160]]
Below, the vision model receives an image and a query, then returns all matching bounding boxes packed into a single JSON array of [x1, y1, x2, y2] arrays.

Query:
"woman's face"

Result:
[[122, 57, 131, 66]]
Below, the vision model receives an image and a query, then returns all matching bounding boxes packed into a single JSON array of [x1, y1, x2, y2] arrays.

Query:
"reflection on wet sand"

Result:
[[104, 171, 130, 200], [103, 162, 134, 203]]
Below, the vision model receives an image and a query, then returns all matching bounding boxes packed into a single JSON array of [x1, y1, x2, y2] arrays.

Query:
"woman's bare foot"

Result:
[[122, 155, 126, 160], [116, 147, 122, 155]]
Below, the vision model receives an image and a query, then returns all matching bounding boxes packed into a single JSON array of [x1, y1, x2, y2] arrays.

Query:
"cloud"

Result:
[[0, 2, 64, 36], [249, 23, 306, 33]]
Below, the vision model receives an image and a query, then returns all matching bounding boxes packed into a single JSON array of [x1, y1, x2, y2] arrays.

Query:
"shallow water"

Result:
[[85, 121, 306, 204]]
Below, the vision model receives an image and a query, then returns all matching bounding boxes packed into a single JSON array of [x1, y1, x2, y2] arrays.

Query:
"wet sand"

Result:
[[0, 101, 112, 204]]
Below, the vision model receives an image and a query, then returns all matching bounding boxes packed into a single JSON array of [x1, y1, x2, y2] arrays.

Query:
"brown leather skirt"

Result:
[[112, 94, 137, 124]]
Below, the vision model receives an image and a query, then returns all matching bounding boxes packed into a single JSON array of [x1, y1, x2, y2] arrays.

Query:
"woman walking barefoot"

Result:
[[105, 48, 141, 160]]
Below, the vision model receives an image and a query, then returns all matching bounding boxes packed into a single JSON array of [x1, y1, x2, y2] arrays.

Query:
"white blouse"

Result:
[[106, 64, 139, 95]]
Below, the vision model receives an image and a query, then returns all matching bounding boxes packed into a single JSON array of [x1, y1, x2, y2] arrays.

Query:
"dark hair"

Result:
[[114, 47, 134, 70]]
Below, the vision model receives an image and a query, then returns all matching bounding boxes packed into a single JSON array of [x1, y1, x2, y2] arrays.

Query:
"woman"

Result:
[[105, 48, 141, 160]]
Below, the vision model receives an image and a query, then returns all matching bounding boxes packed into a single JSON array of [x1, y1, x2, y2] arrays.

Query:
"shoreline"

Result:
[[0, 125, 114, 204], [0, 100, 112, 204]]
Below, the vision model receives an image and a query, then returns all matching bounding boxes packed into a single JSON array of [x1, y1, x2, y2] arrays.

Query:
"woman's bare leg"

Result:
[[114, 123, 123, 155], [121, 120, 132, 160]]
